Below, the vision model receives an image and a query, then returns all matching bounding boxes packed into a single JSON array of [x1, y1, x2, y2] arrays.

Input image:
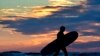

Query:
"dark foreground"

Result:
[[0, 51, 100, 56]]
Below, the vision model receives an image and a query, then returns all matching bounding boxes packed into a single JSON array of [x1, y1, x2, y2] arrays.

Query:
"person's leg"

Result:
[[41, 54, 46, 56], [61, 48, 68, 56], [53, 49, 60, 56]]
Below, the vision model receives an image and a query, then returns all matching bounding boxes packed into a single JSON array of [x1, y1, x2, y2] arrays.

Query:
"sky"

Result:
[[0, 0, 48, 8], [0, 0, 100, 53], [0, 0, 83, 8]]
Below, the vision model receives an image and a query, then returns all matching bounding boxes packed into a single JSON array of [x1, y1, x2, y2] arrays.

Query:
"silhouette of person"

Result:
[[54, 26, 68, 56], [41, 26, 78, 56]]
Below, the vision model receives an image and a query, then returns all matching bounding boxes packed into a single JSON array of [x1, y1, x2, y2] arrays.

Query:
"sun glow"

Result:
[[49, 0, 87, 6], [49, 0, 75, 6], [27, 6, 61, 18]]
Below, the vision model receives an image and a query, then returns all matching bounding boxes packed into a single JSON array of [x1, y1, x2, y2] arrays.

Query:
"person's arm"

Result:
[[57, 32, 60, 39]]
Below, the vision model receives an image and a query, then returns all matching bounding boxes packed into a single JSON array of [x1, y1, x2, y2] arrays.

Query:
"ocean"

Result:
[[26, 52, 100, 56], [0, 51, 100, 56]]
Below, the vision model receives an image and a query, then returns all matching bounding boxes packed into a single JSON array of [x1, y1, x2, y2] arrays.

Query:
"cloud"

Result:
[[0, 4, 100, 52], [87, 0, 100, 5], [0, 5, 100, 36], [68, 41, 100, 52], [49, 0, 75, 6], [27, 6, 62, 18]]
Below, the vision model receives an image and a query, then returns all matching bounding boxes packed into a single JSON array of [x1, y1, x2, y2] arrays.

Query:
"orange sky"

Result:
[[0, 26, 100, 52]]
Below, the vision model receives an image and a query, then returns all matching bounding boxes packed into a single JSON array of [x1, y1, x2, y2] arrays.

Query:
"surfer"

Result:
[[41, 26, 78, 56], [54, 26, 68, 56]]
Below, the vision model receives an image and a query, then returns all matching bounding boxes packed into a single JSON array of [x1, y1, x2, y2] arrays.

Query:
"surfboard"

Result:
[[41, 31, 78, 55]]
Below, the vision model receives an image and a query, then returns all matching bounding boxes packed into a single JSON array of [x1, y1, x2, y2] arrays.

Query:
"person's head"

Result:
[[60, 26, 65, 32]]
